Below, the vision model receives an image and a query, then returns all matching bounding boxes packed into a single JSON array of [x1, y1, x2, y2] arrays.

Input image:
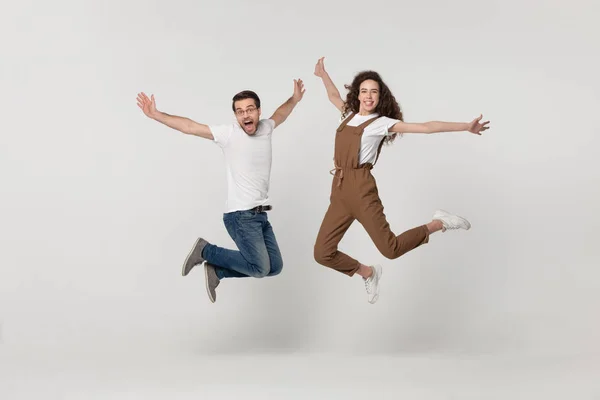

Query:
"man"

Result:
[[136, 79, 305, 303]]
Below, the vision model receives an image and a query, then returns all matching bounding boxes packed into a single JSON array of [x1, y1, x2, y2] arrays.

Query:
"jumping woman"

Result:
[[312, 57, 490, 304]]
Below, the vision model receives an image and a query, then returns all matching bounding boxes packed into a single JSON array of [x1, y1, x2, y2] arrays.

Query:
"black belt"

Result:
[[250, 205, 272, 213]]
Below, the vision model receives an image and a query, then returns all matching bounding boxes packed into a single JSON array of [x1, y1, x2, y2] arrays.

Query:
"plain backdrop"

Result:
[[1, 0, 599, 367]]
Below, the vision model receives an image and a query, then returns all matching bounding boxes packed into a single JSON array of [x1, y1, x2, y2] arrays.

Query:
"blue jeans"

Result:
[[202, 210, 283, 279]]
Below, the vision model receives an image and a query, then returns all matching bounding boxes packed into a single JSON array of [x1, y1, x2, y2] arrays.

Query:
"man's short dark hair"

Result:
[[232, 90, 261, 111]]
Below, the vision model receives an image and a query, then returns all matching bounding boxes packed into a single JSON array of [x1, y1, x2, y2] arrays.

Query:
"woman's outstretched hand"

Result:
[[467, 114, 490, 135]]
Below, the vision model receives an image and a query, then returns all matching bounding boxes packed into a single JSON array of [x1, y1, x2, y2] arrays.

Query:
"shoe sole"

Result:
[[204, 263, 215, 303], [462, 217, 472, 230], [182, 237, 202, 276]]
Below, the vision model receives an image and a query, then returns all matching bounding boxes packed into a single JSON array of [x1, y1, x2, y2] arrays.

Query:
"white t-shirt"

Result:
[[342, 113, 400, 165], [209, 119, 275, 213]]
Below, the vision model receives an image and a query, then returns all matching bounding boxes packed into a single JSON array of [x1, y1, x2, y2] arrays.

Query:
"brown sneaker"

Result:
[[182, 237, 208, 276]]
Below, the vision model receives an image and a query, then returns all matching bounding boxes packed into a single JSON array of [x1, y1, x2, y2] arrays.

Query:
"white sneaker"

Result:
[[433, 209, 471, 232], [364, 265, 382, 304]]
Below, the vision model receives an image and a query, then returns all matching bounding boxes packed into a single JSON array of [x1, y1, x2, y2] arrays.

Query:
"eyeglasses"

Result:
[[235, 107, 258, 117]]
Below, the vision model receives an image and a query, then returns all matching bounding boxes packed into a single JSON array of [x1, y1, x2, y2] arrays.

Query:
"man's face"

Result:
[[234, 98, 261, 135]]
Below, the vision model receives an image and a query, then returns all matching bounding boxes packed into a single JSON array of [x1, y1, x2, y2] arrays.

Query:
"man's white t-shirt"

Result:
[[209, 119, 275, 213], [343, 113, 400, 165]]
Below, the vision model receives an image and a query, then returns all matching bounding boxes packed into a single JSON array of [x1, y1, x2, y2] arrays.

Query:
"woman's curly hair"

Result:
[[342, 70, 403, 144]]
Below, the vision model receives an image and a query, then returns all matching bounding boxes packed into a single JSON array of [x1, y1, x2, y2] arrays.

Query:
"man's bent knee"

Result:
[[268, 259, 283, 276], [248, 261, 270, 278]]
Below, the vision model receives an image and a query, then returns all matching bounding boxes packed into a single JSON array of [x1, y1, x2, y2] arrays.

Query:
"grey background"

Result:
[[1, 0, 599, 397]]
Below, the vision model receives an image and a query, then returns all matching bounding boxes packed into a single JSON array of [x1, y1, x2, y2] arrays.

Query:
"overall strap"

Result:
[[336, 112, 355, 132], [372, 137, 386, 166]]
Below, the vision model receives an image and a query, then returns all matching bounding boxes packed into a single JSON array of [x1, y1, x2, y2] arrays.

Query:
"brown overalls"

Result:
[[314, 113, 430, 276]]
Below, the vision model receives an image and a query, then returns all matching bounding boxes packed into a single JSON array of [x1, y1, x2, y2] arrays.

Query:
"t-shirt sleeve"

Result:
[[209, 124, 234, 147], [381, 117, 401, 136], [263, 119, 276, 134]]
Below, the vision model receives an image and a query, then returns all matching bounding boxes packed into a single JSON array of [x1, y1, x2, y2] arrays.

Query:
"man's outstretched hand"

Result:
[[137, 92, 159, 119], [292, 79, 305, 103]]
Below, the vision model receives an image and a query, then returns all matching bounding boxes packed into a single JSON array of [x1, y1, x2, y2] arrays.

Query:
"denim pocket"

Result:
[[236, 210, 256, 220]]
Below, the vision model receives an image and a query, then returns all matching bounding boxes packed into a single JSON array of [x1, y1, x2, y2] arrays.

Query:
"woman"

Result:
[[313, 57, 490, 304]]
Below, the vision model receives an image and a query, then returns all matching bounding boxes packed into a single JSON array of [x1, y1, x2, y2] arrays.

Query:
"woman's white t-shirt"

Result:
[[342, 113, 400, 165]]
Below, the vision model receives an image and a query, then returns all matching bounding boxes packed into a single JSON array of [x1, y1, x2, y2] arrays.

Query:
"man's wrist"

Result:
[[150, 110, 163, 121]]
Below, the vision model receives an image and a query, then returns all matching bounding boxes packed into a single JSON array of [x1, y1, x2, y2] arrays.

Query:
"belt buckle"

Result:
[[256, 205, 271, 213]]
